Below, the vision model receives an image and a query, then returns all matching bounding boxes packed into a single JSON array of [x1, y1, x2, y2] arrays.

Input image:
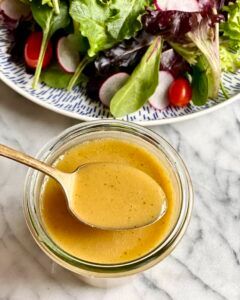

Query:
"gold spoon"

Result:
[[0, 144, 167, 230]]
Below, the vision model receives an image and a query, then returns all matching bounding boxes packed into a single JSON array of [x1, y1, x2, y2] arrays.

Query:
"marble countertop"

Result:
[[0, 80, 239, 300]]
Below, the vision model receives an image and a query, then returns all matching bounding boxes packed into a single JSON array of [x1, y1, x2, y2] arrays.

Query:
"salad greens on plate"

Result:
[[1, 0, 240, 117]]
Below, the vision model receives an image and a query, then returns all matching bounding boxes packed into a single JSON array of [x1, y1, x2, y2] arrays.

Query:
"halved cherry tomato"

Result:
[[24, 32, 53, 69], [168, 78, 192, 107]]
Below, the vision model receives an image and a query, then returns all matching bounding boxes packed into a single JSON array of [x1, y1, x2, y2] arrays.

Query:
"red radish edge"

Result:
[[149, 71, 174, 110], [57, 36, 80, 74], [99, 73, 129, 108]]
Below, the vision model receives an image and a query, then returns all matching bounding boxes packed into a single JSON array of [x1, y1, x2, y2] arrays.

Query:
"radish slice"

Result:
[[149, 71, 174, 110], [154, 0, 200, 12], [99, 73, 129, 107], [57, 36, 80, 74], [0, 0, 30, 21]]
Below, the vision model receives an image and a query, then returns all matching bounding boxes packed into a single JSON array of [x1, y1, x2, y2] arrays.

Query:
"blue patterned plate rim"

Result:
[[0, 70, 239, 126]]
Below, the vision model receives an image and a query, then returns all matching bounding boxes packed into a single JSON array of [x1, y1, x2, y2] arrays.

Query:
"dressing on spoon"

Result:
[[0, 144, 167, 230], [71, 162, 167, 230]]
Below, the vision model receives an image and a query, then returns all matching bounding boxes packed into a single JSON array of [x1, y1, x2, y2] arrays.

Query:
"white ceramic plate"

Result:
[[0, 25, 239, 126]]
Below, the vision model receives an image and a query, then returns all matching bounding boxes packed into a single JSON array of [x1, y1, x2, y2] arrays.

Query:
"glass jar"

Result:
[[24, 120, 193, 287]]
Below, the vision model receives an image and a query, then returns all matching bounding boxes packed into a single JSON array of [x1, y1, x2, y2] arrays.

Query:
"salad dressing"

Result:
[[41, 138, 178, 264], [71, 162, 167, 229]]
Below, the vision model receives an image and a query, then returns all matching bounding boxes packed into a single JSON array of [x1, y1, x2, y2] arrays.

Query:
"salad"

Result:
[[0, 0, 240, 117]]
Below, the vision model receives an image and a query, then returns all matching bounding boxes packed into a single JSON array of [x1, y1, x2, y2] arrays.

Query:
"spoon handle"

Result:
[[0, 144, 64, 182]]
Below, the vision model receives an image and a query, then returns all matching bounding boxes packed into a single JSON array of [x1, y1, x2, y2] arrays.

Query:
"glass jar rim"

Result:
[[24, 120, 193, 278]]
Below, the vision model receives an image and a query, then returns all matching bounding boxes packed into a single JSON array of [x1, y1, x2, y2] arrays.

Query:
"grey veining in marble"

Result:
[[0, 81, 240, 300]]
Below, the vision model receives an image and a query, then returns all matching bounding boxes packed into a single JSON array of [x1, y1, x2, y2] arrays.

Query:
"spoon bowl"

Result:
[[0, 144, 167, 230], [63, 162, 167, 230]]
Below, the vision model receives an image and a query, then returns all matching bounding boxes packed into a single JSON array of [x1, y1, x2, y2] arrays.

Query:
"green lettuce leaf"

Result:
[[220, 0, 240, 50], [107, 0, 147, 40], [110, 37, 162, 117], [21, 0, 60, 13], [42, 0, 53, 6], [191, 56, 212, 106], [169, 41, 201, 65], [70, 0, 112, 57], [220, 45, 240, 72], [67, 32, 89, 55], [187, 19, 220, 99], [41, 65, 88, 89], [70, 0, 148, 57]]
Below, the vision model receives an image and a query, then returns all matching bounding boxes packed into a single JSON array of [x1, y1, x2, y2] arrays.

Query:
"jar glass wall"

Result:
[[24, 120, 193, 281]]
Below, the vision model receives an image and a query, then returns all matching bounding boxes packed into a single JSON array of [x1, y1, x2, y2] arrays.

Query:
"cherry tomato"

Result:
[[24, 32, 53, 69], [168, 78, 192, 107]]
